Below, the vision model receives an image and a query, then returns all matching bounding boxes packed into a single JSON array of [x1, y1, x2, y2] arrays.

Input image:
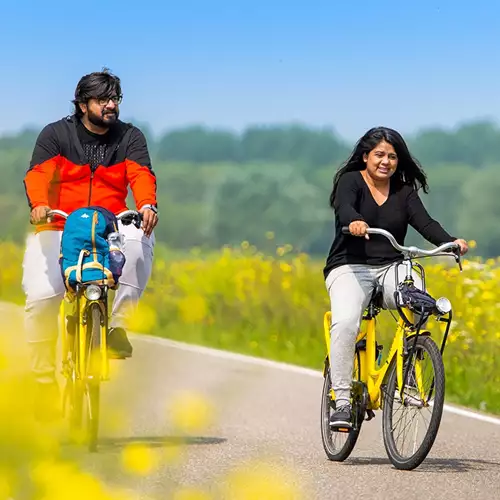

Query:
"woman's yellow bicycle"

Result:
[[48, 208, 142, 452], [320, 227, 463, 470]]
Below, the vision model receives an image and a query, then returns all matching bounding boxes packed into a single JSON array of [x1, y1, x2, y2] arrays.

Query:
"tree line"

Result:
[[0, 119, 499, 258]]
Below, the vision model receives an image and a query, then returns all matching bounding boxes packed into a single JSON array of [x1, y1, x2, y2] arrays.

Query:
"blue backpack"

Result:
[[59, 206, 125, 292]]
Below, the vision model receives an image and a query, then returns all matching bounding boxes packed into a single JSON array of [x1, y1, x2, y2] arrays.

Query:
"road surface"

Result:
[[2, 302, 500, 499]]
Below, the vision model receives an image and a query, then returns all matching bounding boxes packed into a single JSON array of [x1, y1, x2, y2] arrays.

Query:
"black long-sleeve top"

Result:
[[323, 171, 455, 278]]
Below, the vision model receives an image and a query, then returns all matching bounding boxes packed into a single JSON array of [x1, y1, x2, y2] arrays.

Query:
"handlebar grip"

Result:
[[119, 212, 143, 229], [342, 226, 350, 234]]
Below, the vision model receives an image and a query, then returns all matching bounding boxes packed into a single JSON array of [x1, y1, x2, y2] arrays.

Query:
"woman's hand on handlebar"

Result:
[[453, 238, 469, 256], [349, 220, 370, 240]]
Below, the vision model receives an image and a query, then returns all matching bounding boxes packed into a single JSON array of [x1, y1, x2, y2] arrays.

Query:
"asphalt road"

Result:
[[2, 303, 500, 499]]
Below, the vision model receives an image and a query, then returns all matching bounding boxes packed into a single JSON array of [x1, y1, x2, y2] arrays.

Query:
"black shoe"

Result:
[[107, 327, 133, 359], [329, 403, 353, 429], [34, 381, 61, 423]]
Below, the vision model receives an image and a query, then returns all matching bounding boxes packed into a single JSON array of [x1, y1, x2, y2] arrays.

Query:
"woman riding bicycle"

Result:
[[324, 126, 468, 429]]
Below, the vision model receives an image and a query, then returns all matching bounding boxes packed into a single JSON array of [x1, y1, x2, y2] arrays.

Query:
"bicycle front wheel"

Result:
[[85, 303, 102, 452], [382, 336, 445, 470]]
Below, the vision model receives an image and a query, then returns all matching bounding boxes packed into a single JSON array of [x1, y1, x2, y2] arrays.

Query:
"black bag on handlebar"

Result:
[[59, 206, 125, 292], [396, 282, 437, 315]]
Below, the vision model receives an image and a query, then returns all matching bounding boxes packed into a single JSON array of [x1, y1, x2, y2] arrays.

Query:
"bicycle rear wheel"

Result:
[[382, 336, 445, 470], [320, 361, 365, 461]]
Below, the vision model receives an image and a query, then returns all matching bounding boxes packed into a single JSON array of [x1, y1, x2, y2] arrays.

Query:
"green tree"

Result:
[[457, 167, 500, 257], [156, 126, 239, 163]]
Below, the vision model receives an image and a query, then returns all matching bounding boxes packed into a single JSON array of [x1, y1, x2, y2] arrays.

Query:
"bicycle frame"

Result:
[[324, 265, 456, 415], [51, 206, 141, 385], [324, 303, 428, 410], [60, 288, 110, 383]]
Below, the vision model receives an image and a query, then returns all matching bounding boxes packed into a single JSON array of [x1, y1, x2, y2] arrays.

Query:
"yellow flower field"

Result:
[[1, 240, 499, 416], [0, 239, 499, 498]]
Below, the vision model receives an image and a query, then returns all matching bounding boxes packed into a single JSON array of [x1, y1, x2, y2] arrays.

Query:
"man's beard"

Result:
[[87, 108, 119, 129]]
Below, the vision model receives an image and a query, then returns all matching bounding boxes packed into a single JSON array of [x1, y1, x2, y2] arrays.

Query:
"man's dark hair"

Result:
[[72, 68, 122, 117]]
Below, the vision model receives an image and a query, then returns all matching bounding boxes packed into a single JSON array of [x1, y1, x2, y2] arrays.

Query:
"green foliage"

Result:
[[1, 119, 499, 256]]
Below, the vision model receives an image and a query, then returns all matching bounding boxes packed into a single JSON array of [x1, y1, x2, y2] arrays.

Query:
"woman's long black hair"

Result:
[[329, 126, 429, 208]]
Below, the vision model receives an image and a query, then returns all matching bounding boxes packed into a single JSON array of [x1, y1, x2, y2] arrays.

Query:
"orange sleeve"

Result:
[[24, 124, 59, 209], [125, 128, 157, 210]]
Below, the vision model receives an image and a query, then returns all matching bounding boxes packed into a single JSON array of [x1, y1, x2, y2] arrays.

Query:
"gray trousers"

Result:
[[325, 263, 423, 407]]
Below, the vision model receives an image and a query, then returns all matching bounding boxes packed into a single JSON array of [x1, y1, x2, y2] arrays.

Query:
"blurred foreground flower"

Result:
[[125, 302, 157, 334], [122, 443, 160, 476], [223, 460, 302, 500], [173, 488, 212, 500], [170, 391, 215, 434]]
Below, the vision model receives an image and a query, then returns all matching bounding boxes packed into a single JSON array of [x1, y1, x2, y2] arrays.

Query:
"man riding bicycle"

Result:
[[22, 68, 158, 421]]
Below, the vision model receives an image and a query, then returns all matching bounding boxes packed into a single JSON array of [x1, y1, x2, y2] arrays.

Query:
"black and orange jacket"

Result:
[[24, 115, 157, 232]]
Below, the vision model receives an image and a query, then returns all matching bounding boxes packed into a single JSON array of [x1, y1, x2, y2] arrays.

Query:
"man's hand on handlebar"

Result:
[[140, 207, 158, 237], [30, 206, 52, 225], [348, 220, 370, 240]]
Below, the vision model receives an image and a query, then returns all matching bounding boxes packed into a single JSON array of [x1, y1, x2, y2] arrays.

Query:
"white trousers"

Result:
[[22, 221, 155, 384]]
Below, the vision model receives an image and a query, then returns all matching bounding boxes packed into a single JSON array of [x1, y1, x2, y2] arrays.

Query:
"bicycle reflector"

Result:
[[84, 284, 102, 301], [435, 297, 452, 315]]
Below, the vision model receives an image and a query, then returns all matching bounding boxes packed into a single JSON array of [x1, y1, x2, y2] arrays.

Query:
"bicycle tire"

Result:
[[85, 303, 102, 452], [65, 377, 84, 438], [320, 369, 363, 462], [63, 325, 84, 440], [382, 336, 445, 470]]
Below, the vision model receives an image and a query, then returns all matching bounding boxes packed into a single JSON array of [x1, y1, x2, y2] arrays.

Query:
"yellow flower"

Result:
[[280, 262, 292, 273], [281, 279, 291, 290], [223, 461, 301, 500], [173, 489, 212, 500], [126, 302, 157, 333], [178, 295, 208, 324], [170, 391, 214, 434], [122, 444, 159, 476]]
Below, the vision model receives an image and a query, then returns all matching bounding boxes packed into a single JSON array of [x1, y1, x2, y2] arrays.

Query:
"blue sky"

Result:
[[1, 0, 499, 141]]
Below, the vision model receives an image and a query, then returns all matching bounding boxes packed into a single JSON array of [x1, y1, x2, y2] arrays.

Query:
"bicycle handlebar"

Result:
[[45, 209, 143, 226], [46, 209, 69, 220], [341, 226, 461, 264]]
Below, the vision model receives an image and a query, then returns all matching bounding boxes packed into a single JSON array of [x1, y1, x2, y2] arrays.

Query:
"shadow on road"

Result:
[[341, 456, 500, 473], [94, 435, 227, 450]]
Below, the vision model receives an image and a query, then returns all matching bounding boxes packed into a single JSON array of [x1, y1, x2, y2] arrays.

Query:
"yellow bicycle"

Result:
[[48, 208, 142, 452], [320, 227, 462, 470]]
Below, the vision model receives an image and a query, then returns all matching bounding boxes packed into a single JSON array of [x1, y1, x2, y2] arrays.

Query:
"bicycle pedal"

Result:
[[365, 409, 376, 421]]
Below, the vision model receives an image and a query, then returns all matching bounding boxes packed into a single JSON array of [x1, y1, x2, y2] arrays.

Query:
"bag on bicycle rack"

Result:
[[59, 206, 126, 292]]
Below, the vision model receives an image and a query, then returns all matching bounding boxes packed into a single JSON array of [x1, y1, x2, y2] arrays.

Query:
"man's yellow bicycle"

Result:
[[320, 227, 463, 470], [47, 208, 142, 453]]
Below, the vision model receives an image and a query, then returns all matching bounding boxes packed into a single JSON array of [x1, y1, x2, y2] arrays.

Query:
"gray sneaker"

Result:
[[329, 403, 352, 429]]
